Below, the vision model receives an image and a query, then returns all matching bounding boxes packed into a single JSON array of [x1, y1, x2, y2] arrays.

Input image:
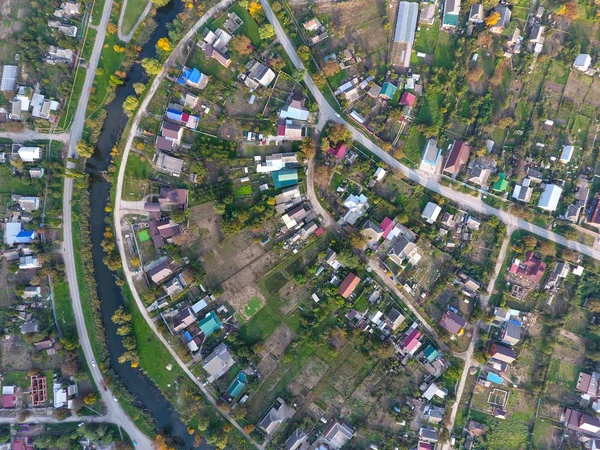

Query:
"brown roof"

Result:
[[161, 122, 182, 140], [338, 273, 360, 298], [588, 193, 600, 224], [205, 44, 231, 67], [156, 136, 174, 151], [439, 310, 466, 335], [444, 141, 471, 175], [490, 343, 516, 363], [159, 188, 188, 210]]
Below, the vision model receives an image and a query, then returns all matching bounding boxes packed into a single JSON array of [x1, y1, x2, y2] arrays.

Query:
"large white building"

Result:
[[538, 184, 563, 212], [392, 1, 419, 68], [17, 146, 42, 162]]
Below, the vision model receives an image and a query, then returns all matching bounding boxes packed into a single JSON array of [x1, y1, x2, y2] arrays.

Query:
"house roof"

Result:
[[394, 1, 419, 43], [156, 136, 174, 151], [422, 139, 441, 166], [440, 310, 466, 335], [147, 260, 173, 283], [272, 168, 299, 189], [156, 152, 183, 174], [259, 398, 295, 435], [400, 91, 416, 107], [339, 273, 360, 298], [560, 145, 574, 163], [327, 142, 348, 159], [227, 371, 247, 398], [444, 141, 471, 175], [202, 343, 235, 381], [161, 122, 182, 139], [285, 428, 308, 450], [493, 172, 509, 192], [422, 202, 441, 223], [380, 82, 397, 99], [380, 217, 395, 239], [423, 345, 439, 362], [324, 421, 354, 448], [589, 194, 600, 224], [509, 251, 546, 284], [159, 188, 188, 209], [490, 343, 516, 363], [402, 328, 422, 352], [198, 310, 222, 336]]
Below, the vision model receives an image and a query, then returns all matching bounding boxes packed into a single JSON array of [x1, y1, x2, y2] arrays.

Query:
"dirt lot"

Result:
[[224, 89, 268, 118], [257, 324, 296, 378], [181, 202, 223, 256], [221, 284, 265, 319], [554, 330, 586, 365], [0, 0, 27, 40], [2, 336, 31, 371], [288, 357, 329, 397], [583, 78, 600, 108], [562, 71, 594, 104]]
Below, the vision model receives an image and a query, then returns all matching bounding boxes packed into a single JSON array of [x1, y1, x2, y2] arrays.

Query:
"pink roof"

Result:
[[327, 142, 348, 159], [418, 443, 432, 450], [511, 251, 546, 284], [339, 273, 360, 298], [181, 113, 190, 122], [315, 227, 324, 236], [400, 92, 416, 108], [380, 217, 395, 239], [402, 328, 422, 352], [277, 124, 286, 136], [2, 394, 15, 408]]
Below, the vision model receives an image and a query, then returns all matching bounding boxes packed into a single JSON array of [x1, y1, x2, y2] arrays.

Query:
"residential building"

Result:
[[492, 172, 508, 192], [361, 220, 383, 243], [490, 343, 516, 364], [303, 18, 321, 31], [400, 91, 416, 108], [538, 184, 563, 211], [512, 178, 533, 203], [419, 427, 438, 443], [17, 146, 42, 162], [158, 188, 188, 210], [13, 195, 40, 211], [2, 386, 16, 408], [562, 408, 600, 437], [277, 119, 304, 140], [323, 421, 354, 449], [19, 256, 41, 270], [166, 108, 199, 130], [419, 139, 442, 175], [163, 277, 183, 297], [392, 1, 419, 68], [440, 310, 466, 335], [23, 286, 41, 299], [161, 122, 183, 144], [421, 202, 441, 224], [202, 343, 235, 382], [420, 3, 436, 25], [501, 319, 522, 346], [198, 310, 222, 337], [285, 429, 308, 450], [339, 273, 360, 298], [147, 260, 174, 284], [388, 236, 422, 266], [386, 308, 405, 330], [442, 0, 461, 29], [422, 382, 447, 401], [560, 145, 574, 163], [529, 23, 544, 44], [379, 82, 397, 100], [490, 6, 511, 34], [46, 46, 75, 65], [256, 152, 298, 173], [341, 193, 369, 225], [245, 60, 276, 88], [444, 140, 471, 176], [574, 53, 592, 71], [156, 136, 174, 151], [349, 110, 365, 124], [587, 193, 600, 228], [380, 217, 399, 240], [259, 398, 295, 436], [29, 168, 44, 179], [425, 405, 445, 424], [328, 142, 348, 160], [204, 44, 231, 67], [469, 4, 484, 23], [509, 251, 546, 284], [279, 95, 309, 121], [176, 67, 208, 89], [402, 326, 422, 355], [0, 65, 17, 91], [155, 152, 184, 176], [576, 372, 600, 398], [203, 28, 232, 52], [272, 168, 299, 189]]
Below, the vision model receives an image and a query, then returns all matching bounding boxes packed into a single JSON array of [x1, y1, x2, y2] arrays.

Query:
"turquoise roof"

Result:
[[272, 168, 299, 189], [227, 372, 247, 398], [443, 13, 459, 26], [423, 345, 439, 362], [198, 310, 222, 336], [380, 82, 397, 99]]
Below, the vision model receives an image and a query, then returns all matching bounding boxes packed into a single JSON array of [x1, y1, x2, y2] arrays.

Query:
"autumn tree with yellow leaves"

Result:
[[484, 11, 500, 26]]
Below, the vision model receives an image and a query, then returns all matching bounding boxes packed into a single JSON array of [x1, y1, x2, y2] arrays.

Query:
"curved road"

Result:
[[61, 0, 153, 446], [117, 0, 152, 42], [260, 0, 600, 263], [113, 1, 259, 448]]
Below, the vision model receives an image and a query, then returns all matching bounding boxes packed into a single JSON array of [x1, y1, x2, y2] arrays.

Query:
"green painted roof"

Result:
[[198, 310, 222, 336], [380, 82, 397, 99], [493, 173, 508, 192], [227, 372, 247, 398], [423, 345, 439, 362], [443, 13, 459, 26], [272, 168, 299, 189]]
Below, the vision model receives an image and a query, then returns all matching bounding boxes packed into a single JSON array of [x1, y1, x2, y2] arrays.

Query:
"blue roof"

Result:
[[167, 109, 182, 121], [227, 372, 247, 398], [487, 373, 503, 385], [272, 168, 299, 189], [183, 331, 192, 342], [15, 230, 35, 243], [188, 68, 202, 84], [423, 345, 439, 363], [177, 68, 191, 85]]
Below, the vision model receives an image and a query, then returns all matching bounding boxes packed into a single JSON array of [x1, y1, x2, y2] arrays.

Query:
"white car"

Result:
[[113, 396, 118, 402], [91, 360, 96, 368]]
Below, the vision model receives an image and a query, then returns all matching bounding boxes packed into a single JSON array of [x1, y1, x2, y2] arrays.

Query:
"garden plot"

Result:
[[257, 324, 296, 378], [288, 357, 330, 397], [583, 78, 600, 108], [180, 202, 223, 256], [224, 88, 268, 118], [544, 358, 582, 405], [562, 70, 594, 104]]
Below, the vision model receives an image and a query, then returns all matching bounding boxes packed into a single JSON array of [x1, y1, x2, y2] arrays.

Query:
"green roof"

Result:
[[380, 82, 397, 99], [493, 172, 508, 192], [423, 345, 439, 362], [227, 372, 247, 398], [272, 168, 299, 189], [443, 13, 459, 26], [198, 310, 222, 336]]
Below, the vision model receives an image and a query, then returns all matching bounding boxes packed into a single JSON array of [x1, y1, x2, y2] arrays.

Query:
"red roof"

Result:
[[402, 328, 422, 352], [444, 141, 471, 175], [315, 227, 324, 236], [510, 251, 546, 284], [380, 217, 395, 239], [339, 273, 360, 298], [400, 92, 416, 108], [277, 124, 286, 136], [181, 112, 190, 122], [2, 394, 15, 408], [327, 142, 348, 160]]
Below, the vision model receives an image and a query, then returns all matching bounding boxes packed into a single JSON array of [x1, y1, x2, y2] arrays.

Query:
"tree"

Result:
[[538, 239, 556, 257], [156, 37, 171, 52], [248, 1, 262, 18], [297, 45, 311, 62], [299, 137, 316, 160], [123, 95, 139, 113], [151, 0, 170, 6], [84, 393, 97, 405], [349, 232, 366, 249], [196, 416, 209, 432], [95, 67, 104, 76], [113, 44, 126, 53], [243, 424, 254, 433], [269, 57, 286, 71], [107, 23, 117, 34], [555, 1, 578, 19], [485, 11, 500, 26], [76, 140, 95, 158], [112, 306, 132, 324], [142, 58, 162, 76], [322, 60, 340, 77], [522, 234, 537, 251], [375, 342, 395, 359], [152, 435, 174, 450], [259, 24, 275, 40], [327, 123, 352, 144], [292, 69, 306, 82], [230, 35, 253, 56], [313, 72, 327, 88], [133, 83, 145, 95]]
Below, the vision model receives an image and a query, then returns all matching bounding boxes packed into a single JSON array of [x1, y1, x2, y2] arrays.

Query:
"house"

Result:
[[402, 327, 422, 355], [272, 168, 299, 189], [422, 382, 447, 401], [56, 1, 80, 16], [198, 310, 222, 337], [379, 82, 397, 100], [303, 17, 321, 31], [361, 220, 383, 243], [444, 140, 471, 176], [469, 4, 484, 23], [277, 119, 304, 140], [12, 195, 40, 212], [440, 310, 466, 335], [537, 184, 562, 211], [588, 193, 600, 228], [325, 248, 342, 270], [158, 188, 188, 210], [328, 142, 348, 160], [165, 109, 199, 130], [560, 145, 574, 163], [29, 168, 44, 179], [420, 3, 436, 25], [155, 152, 184, 176], [10, 99, 22, 120], [392, 1, 419, 68], [341, 193, 369, 225], [12, 439, 35, 450], [15, 230, 36, 245], [380, 217, 399, 240], [17, 146, 42, 162], [442, 0, 461, 29], [574, 54, 592, 72], [163, 277, 183, 297], [388, 236, 422, 266], [576, 372, 600, 398], [176, 67, 208, 89], [510, 251, 546, 284], [161, 122, 183, 144], [490, 343, 516, 364], [400, 91, 416, 108], [156, 136, 174, 151], [245, 60, 276, 88], [501, 319, 522, 346], [386, 308, 405, 330], [223, 11, 243, 33], [147, 260, 174, 284], [562, 408, 600, 437], [279, 95, 309, 121], [202, 343, 235, 382], [4, 222, 22, 246], [46, 46, 75, 65], [492, 172, 508, 192], [2, 386, 16, 408], [203, 28, 232, 52], [421, 202, 441, 224], [368, 84, 382, 98], [256, 153, 298, 173], [419, 427, 438, 443], [419, 139, 442, 175], [490, 6, 511, 34], [339, 273, 360, 298], [259, 397, 295, 435], [285, 429, 308, 450], [349, 110, 365, 124], [48, 21, 77, 37], [23, 286, 41, 299], [0, 65, 17, 91], [512, 178, 533, 203], [425, 405, 445, 424], [468, 157, 495, 186], [323, 421, 354, 449], [204, 44, 231, 67]]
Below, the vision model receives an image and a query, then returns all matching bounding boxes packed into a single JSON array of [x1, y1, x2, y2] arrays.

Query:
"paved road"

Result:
[[117, 0, 152, 42], [113, 1, 260, 448], [261, 0, 600, 263], [0, 130, 71, 143], [60, 0, 153, 447]]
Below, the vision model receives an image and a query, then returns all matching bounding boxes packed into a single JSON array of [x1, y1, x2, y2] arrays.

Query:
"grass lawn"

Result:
[[0, 166, 40, 195], [243, 296, 262, 318], [91, 0, 106, 26], [125, 153, 152, 179], [433, 32, 453, 69], [188, 46, 236, 83], [327, 69, 348, 90], [547, 60, 569, 85], [53, 281, 76, 336], [532, 418, 557, 449], [563, 307, 590, 336], [413, 21, 439, 55], [235, 184, 253, 196], [3, 371, 30, 389], [237, 299, 281, 345], [120, 0, 149, 36], [122, 178, 150, 201], [547, 359, 581, 389], [56, 67, 86, 131], [417, 91, 445, 127], [230, 3, 262, 46], [137, 229, 150, 242], [401, 127, 426, 166]]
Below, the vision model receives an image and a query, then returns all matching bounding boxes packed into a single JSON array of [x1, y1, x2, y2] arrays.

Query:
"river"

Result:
[[86, 1, 206, 448]]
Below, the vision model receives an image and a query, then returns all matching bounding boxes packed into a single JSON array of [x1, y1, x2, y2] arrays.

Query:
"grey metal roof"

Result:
[[394, 1, 419, 44]]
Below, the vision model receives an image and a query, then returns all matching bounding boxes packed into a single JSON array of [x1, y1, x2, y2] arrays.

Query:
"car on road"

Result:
[[113, 396, 118, 402], [133, 440, 137, 447], [91, 360, 96, 367]]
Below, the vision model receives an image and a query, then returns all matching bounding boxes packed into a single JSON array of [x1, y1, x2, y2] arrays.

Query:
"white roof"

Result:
[[574, 53, 591, 70], [374, 167, 387, 180], [422, 202, 441, 223], [350, 110, 365, 124], [31, 93, 45, 117], [4, 222, 22, 246], [2, 386, 14, 395], [191, 298, 208, 314], [560, 145, 574, 163], [344, 193, 368, 209], [537, 184, 562, 211], [394, 1, 419, 43], [0, 65, 17, 91], [18, 146, 42, 162]]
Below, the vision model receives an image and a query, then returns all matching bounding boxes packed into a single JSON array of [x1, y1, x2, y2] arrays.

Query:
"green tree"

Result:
[[133, 83, 145, 95], [141, 58, 162, 76], [151, 0, 170, 6], [258, 24, 275, 40], [123, 95, 139, 114], [297, 45, 311, 62], [76, 140, 95, 158]]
